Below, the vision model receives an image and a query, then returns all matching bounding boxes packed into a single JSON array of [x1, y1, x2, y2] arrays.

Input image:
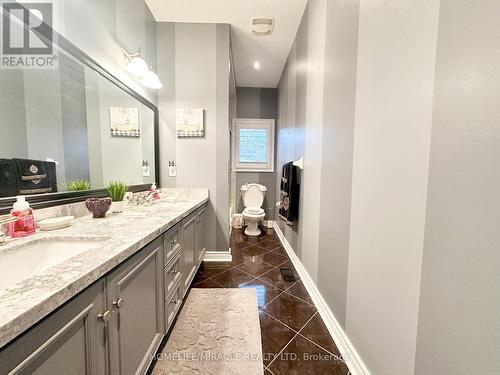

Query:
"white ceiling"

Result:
[[145, 0, 308, 88]]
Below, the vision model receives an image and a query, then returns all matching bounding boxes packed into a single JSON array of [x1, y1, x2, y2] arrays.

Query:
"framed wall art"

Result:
[[110, 107, 141, 137], [176, 108, 205, 137]]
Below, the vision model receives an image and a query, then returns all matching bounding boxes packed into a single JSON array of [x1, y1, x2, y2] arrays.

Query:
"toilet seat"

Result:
[[243, 207, 264, 216]]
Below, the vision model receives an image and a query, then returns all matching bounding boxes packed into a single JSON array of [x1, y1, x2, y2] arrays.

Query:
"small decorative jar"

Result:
[[85, 198, 112, 219]]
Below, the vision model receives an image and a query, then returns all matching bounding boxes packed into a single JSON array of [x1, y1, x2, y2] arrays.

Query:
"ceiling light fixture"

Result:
[[254, 61, 260, 70], [251, 17, 274, 36]]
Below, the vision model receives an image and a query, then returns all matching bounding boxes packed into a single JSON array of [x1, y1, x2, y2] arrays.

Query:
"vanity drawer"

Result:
[[164, 250, 182, 297], [165, 282, 183, 329], [163, 224, 181, 265]]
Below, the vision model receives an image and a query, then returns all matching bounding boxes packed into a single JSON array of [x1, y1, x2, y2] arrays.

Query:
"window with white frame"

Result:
[[234, 118, 275, 172]]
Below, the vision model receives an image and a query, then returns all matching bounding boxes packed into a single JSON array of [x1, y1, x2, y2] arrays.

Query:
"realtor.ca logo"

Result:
[[1, 1, 58, 69]]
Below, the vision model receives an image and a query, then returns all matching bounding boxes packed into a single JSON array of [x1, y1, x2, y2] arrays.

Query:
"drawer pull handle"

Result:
[[170, 239, 177, 245], [171, 269, 177, 275], [97, 310, 111, 323], [112, 298, 124, 309], [170, 299, 178, 305]]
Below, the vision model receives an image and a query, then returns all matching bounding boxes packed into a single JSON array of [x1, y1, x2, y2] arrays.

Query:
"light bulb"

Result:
[[126, 57, 149, 77], [141, 71, 163, 89]]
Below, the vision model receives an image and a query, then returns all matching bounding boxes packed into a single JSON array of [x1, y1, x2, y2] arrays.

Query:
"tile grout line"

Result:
[[261, 311, 320, 370], [266, 331, 300, 369], [260, 309, 301, 335], [203, 243, 285, 281], [235, 257, 278, 270], [296, 311, 319, 333], [282, 284, 316, 307], [199, 238, 298, 296], [230, 238, 280, 253], [237, 259, 292, 281], [295, 311, 350, 366], [259, 281, 297, 310], [251, 259, 295, 282]]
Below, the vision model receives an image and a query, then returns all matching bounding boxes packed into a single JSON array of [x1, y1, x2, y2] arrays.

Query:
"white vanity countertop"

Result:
[[0, 188, 209, 349]]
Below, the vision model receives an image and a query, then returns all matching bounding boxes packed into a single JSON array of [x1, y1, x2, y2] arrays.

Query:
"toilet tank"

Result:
[[241, 183, 267, 208]]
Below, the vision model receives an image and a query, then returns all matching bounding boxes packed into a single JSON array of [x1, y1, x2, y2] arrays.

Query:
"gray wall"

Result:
[[156, 23, 231, 252], [0, 71, 27, 158], [156, 22, 176, 189], [345, 0, 439, 373], [276, 0, 498, 374], [23, 69, 66, 188], [414, 1, 500, 374], [60, 54, 90, 183], [317, 0, 359, 329], [58, 0, 158, 105], [235, 87, 277, 219]]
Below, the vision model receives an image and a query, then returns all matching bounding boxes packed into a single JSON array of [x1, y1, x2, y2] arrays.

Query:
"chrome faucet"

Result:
[[124, 191, 154, 206]]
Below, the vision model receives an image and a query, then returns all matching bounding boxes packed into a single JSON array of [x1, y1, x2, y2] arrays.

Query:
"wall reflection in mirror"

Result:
[[0, 44, 156, 199]]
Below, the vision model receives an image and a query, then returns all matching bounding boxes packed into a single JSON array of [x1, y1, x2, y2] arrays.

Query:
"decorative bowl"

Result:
[[85, 198, 112, 218]]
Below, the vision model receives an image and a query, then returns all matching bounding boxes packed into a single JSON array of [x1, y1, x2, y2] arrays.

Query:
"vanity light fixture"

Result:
[[126, 56, 149, 78], [122, 48, 148, 77], [253, 61, 260, 70], [122, 47, 163, 89], [141, 70, 163, 89]]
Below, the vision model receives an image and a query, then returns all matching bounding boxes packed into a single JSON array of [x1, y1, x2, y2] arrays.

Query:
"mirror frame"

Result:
[[0, 13, 160, 215]]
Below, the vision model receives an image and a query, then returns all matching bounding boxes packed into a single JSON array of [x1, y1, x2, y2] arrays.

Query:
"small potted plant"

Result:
[[66, 179, 91, 191], [107, 181, 128, 213]]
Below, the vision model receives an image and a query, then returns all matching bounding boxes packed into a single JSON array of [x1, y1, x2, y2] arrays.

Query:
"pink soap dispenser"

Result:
[[8, 196, 36, 238], [149, 183, 160, 201]]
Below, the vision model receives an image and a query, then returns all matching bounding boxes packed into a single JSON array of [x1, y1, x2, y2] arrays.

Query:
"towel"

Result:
[[0, 159, 19, 197], [13, 158, 57, 195], [278, 161, 300, 225]]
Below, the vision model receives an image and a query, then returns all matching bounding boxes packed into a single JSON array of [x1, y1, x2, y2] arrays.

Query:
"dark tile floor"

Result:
[[193, 227, 350, 375]]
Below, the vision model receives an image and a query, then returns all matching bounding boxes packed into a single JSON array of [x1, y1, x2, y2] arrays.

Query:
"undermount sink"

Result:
[[0, 237, 109, 294]]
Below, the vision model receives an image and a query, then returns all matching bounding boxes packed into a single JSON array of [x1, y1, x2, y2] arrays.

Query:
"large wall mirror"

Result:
[[0, 26, 159, 214]]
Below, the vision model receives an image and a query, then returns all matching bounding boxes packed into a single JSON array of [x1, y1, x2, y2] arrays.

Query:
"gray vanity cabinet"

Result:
[[0, 204, 208, 375], [181, 214, 197, 291], [195, 207, 207, 264], [0, 281, 108, 375], [181, 207, 207, 292], [106, 237, 164, 375]]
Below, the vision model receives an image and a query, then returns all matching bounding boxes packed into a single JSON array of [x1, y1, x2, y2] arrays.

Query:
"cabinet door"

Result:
[[195, 207, 206, 265], [107, 238, 163, 375], [181, 214, 196, 290], [0, 281, 107, 375]]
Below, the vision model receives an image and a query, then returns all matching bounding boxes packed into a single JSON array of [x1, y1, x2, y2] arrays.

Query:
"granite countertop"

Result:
[[0, 189, 209, 349]]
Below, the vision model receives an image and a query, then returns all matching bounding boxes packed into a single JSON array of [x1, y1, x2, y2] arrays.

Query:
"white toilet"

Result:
[[241, 183, 267, 236]]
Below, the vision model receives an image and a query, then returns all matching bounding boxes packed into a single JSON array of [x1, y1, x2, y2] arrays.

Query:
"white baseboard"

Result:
[[203, 249, 232, 262], [273, 223, 370, 375]]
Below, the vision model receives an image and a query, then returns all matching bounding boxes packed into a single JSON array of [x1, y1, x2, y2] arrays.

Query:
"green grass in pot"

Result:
[[66, 179, 91, 191], [107, 181, 128, 202]]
